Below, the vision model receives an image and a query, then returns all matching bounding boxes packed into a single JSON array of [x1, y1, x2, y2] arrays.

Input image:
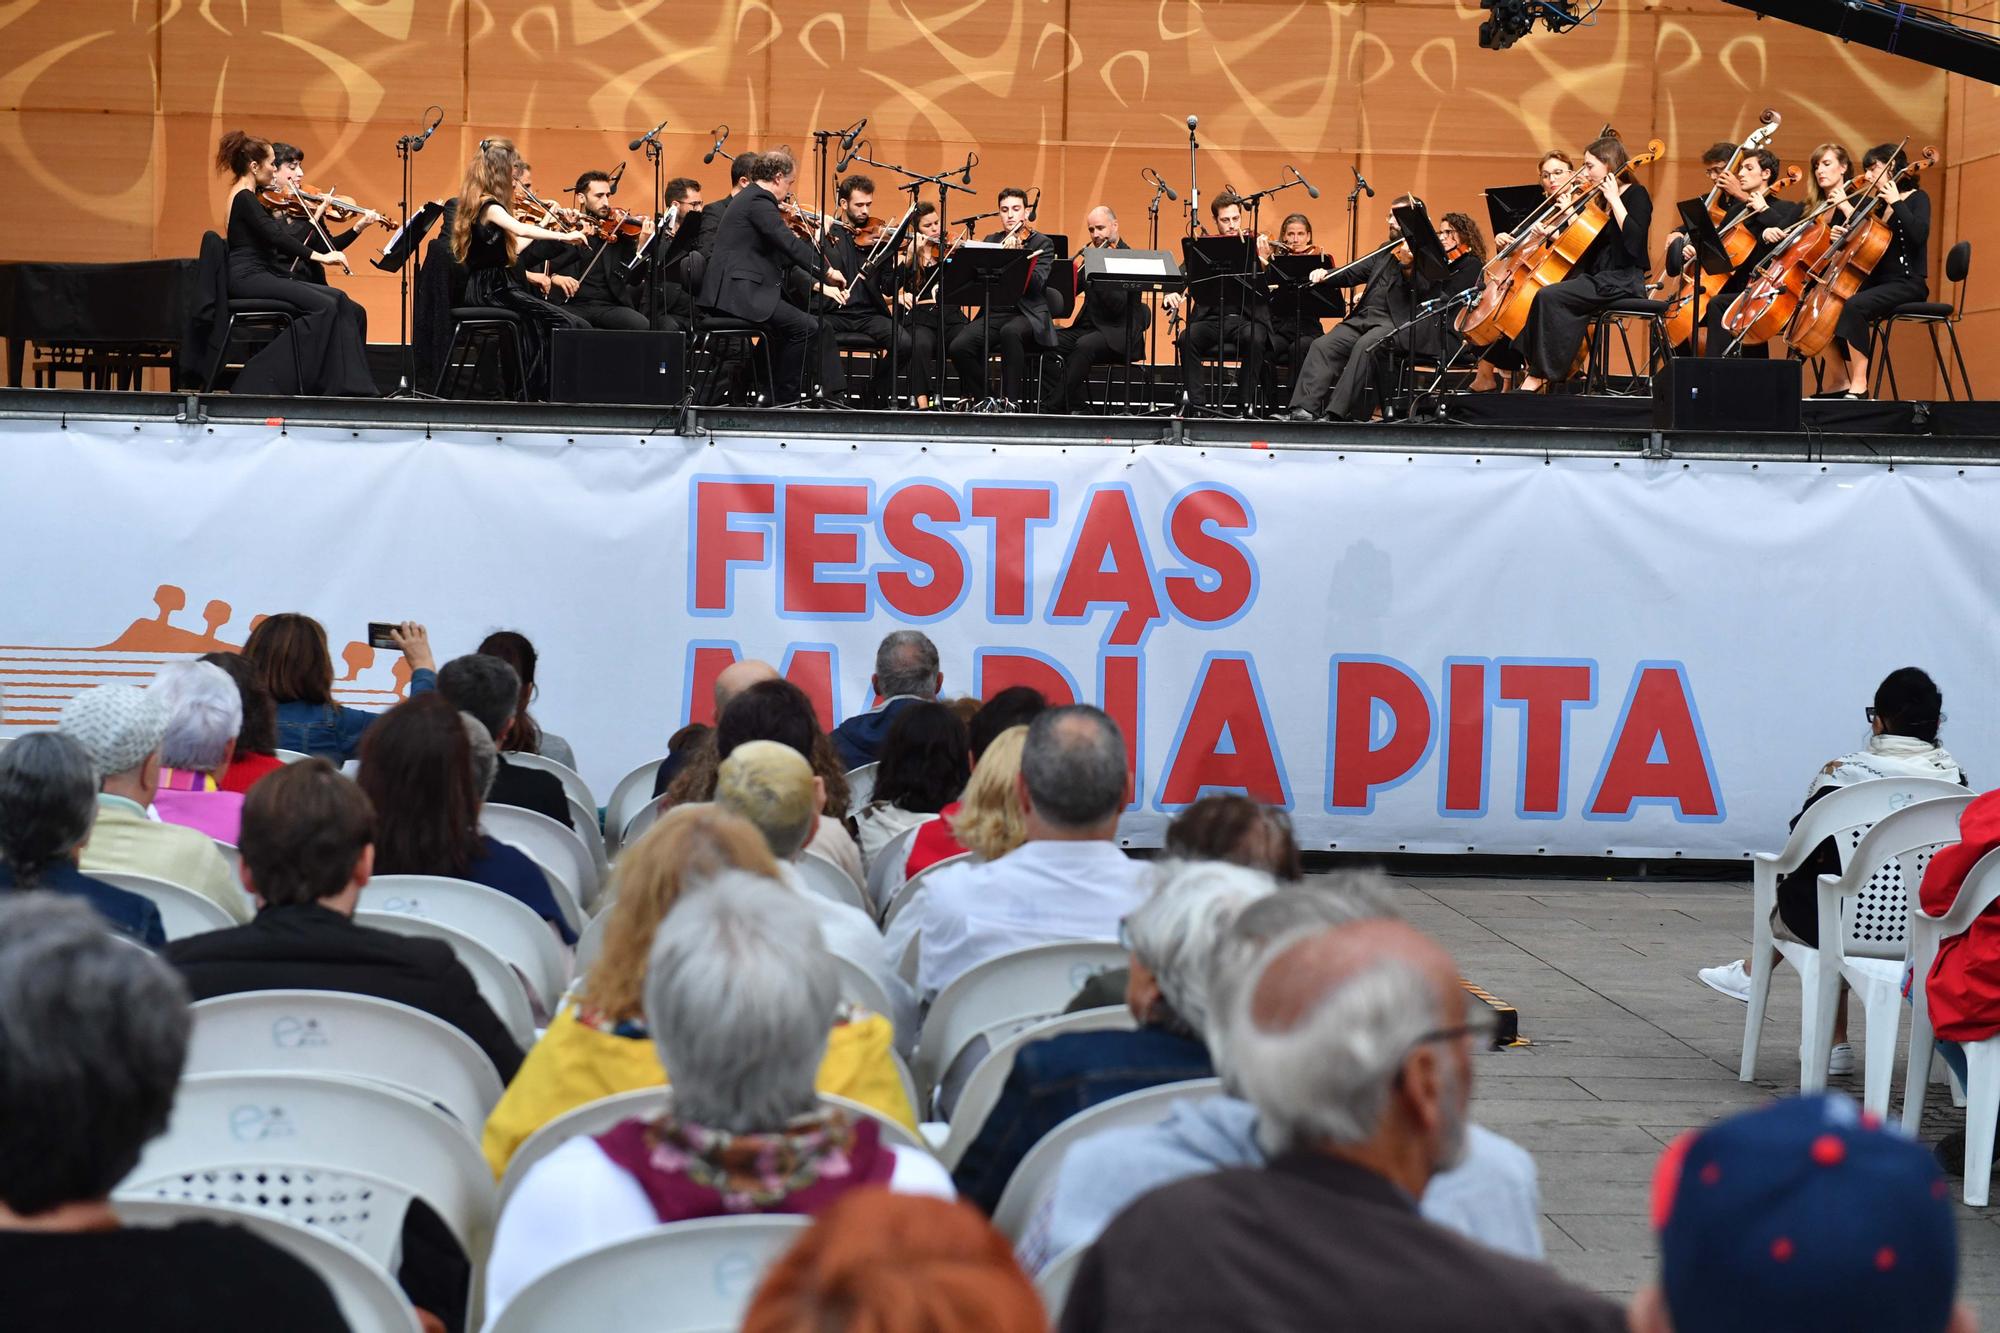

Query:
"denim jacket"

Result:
[[276, 668, 436, 762]]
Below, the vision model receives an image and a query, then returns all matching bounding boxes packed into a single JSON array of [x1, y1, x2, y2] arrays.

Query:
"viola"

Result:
[[1784, 146, 1939, 358], [258, 182, 394, 231], [592, 206, 648, 242], [779, 197, 826, 242]]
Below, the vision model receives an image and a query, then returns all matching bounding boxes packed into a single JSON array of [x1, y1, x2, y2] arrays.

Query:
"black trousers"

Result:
[[1518, 270, 1645, 383], [949, 313, 1042, 401], [1833, 278, 1927, 359], [568, 299, 651, 332], [1289, 311, 1395, 419], [227, 267, 376, 397], [1046, 326, 1132, 413], [1271, 327, 1317, 399], [1479, 333, 1524, 373], [900, 304, 965, 398], [827, 310, 911, 404], [1180, 315, 1270, 411], [754, 299, 819, 404]]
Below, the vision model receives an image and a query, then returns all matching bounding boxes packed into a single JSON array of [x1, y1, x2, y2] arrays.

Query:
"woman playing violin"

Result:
[[214, 130, 376, 397], [267, 144, 376, 293], [893, 201, 964, 409], [1514, 135, 1654, 394], [1821, 143, 1929, 399]]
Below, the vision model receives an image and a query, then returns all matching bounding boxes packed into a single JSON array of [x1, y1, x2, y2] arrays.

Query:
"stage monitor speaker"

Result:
[[1652, 357, 1801, 433], [550, 328, 685, 405]]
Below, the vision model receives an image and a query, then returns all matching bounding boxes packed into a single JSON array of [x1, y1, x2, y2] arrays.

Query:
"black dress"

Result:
[[462, 198, 589, 397], [1518, 182, 1652, 383], [225, 189, 377, 396], [1833, 186, 1930, 358]]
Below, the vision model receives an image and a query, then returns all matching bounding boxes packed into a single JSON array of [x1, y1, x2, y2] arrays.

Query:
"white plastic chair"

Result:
[[1739, 777, 1970, 1084], [833, 953, 897, 1021], [603, 756, 668, 858], [1901, 845, 2000, 1202], [795, 851, 873, 913], [1800, 794, 1972, 1110], [1036, 1243, 1091, 1327], [277, 748, 312, 764], [573, 906, 614, 977], [487, 1215, 809, 1333], [113, 1197, 423, 1333], [844, 762, 879, 817], [939, 1007, 1137, 1169], [187, 989, 506, 1132], [212, 840, 242, 880], [354, 910, 538, 1049], [91, 870, 237, 940], [360, 875, 570, 1013], [913, 940, 1129, 1106], [503, 751, 597, 819], [619, 799, 665, 848], [884, 850, 971, 929], [567, 794, 611, 877], [991, 1078, 1224, 1240], [120, 1070, 497, 1267], [483, 804, 602, 914], [865, 817, 934, 914]]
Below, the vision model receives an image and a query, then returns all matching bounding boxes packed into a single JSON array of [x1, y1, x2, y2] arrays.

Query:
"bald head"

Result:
[[1085, 206, 1118, 246], [1250, 919, 1459, 1035], [715, 738, 819, 860], [715, 660, 780, 716]]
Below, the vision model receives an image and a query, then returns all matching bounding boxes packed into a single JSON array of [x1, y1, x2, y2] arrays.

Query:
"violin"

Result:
[[779, 197, 826, 242], [1784, 146, 1940, 358], [592, 206, 648, 243], [258, 182, 394, 232], [513, 184, 589, 233], [847, 215, 889, 248]]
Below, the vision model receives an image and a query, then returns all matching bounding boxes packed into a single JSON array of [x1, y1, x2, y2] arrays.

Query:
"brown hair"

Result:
[[1209, 190, 1246, 221], [240, 758, 376, 906], [215, 130, 272, 178], [242, 612, 334, 706], [583, 805, 780, 1020], [1584, 135, 1629, 174], [1442, 210, 1487, 262], [356, 694, 482, 879], [1163, 794, 1304, 882], [477, 630, 544, 755], [664, 682, 850, 815], [452, 138, 520, 264], [1538, 149, 1575, 175], [1807, 143, 1854, 206], [200, 651, 277, 757]]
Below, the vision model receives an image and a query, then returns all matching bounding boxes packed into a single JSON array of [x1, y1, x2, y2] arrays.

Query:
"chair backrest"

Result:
[[1826, 793, 1975, 961], [620, 798, 665, 848], [482, 804, 601, 913], [113, 1197, 424, 1333], [831, 952, 896, 1021], [1909, 844, 2000, 986], [1036, 1243, 1092, 1329], [277, 748, 312, 764], [574, 904, 614, 977], [121, 1071, 496, 1263], [516, 848, 587, 938], [991, 1078, 1224, 1240], [353, 910, 538, 1049], [1767, 778, 1970, 877], [794, 851, 872, 913], [213, 841, 242, 880], [187, 989, 505, 1132], [567, 794, 610, 874], [603, 757, 668, 858], [883, 850, 971, 928], [845, 763, 879, 816], [939, 1006, 1137, 1168], [865, 817, 934, 912], [504, 750, 597, 815], [913, 940, 1130, 1101], [1948, 238, 1972, 288], [486, 1215, 810, 1333], [90, 870, 237, 940], [359, 874, 570, 1011]]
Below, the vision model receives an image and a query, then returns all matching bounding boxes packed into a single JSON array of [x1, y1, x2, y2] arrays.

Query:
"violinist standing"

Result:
[[1515, 135, 1653, 393], [1043, 206, 1149, 414], [822, 176, 911, 405], [946, 187, 1059, 407], [214, 130, 377, 397], [1823, 143, 1930, 399]]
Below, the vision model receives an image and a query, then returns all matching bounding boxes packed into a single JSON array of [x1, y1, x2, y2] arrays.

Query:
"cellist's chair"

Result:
[[1581, 298, 1671, 396], [1868, 240, 1973, 402]]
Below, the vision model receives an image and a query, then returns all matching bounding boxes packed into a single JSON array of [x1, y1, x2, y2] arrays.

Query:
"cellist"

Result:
[[1468, 149, 1572, 392], [1820, 143, 1930, 399], [1514, 135, 1654, 394], [1663, 147, 1801, 356]]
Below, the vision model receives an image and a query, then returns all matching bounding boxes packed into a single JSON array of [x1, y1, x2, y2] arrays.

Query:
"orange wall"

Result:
[[0, 0, 1971, 394]]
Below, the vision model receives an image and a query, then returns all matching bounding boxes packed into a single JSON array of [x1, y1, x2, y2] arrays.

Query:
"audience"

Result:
[[1061, 916, 1623, 1331], [903, 689, 1046, 879], [653, 657, 778, 797], [0, 894, 348, 1332], [166, 758, 523, 1080], [244, 611, 436, 761], [0, 733, 164, 946], [484, 872, 953, 1321], [885, 723, 1032, 966], [656, 720, 711, 793], [953, 860, 1274, 1213], [59, 684, 246, 923], [1633, 1093, 1967, 1333], [146, 661, 247, 844], [436, 653, 573, 828], [853, 700, 970, 875], [198, 652, 285, 794], [481, 805, 915, 1176], [743, 1192, 1047, 1333], [355, 694, 575, 944], [833, 630, 944, 769], [1912, 787, 2000, 1176], [476, 629, 577, 770]]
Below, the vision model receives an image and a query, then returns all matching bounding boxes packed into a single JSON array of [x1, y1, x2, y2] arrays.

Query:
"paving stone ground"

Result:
[[1374, 872, 2000, 1310]]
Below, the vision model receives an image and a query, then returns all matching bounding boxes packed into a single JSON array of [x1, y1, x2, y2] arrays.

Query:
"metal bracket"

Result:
[[1643, 429, 1671, 460], [175, 393, 209, 426]]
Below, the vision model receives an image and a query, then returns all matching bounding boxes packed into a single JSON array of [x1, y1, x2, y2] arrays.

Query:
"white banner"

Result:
[[3, 416, 1995, 858]]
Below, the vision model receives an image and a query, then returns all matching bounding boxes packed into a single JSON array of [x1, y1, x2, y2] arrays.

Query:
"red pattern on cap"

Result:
[[1811, 1134, 1847, 1166]]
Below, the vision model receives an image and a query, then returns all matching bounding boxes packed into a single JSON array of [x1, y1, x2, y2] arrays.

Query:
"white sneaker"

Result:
[[1828, 1043, 1856, 1077], [1698, 960, 1752, 1002]]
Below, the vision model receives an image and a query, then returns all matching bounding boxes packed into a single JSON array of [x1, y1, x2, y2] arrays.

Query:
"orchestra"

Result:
[[202, 118, 1946, 414]]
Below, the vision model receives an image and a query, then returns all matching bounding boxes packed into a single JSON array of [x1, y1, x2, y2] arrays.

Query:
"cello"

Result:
[[1783, 146, 1939, 358], [1659, 109, 1782, 349]]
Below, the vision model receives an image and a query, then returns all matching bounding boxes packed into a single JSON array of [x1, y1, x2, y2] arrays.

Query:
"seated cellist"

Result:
[[1513, 135, 1653, 394]]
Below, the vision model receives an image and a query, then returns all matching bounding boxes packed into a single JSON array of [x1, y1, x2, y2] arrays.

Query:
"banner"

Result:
[[3, 417, 1994, 858]]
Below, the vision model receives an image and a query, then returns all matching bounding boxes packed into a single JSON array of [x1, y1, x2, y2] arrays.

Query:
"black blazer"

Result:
[[489, 754, 574, 828], [166, 903, 525, 1081], [981, 228, 1060, 347], [1072, 238, 1151, 359], [700, 188, 826, 321], [697, 193, 732, 260]]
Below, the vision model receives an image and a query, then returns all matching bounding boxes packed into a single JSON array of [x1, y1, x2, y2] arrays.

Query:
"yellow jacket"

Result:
[[481, 1001, 916, 1177]]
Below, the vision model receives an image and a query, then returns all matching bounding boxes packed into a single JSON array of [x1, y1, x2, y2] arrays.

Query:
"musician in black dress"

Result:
[[946, 186, 1059, 407], [447, 138, 591, 398], [1267, 212, 1325, 399], [1165, 191, 1273, 415], [1044, 205, 1149, 414], [215, 130, 376, 396], [268, 143, 376, 301], [1824, 143, 1930, 398], [1663, 146, 1801, 357], [1515, 136, 1652, 393], [1469, 150, 1572, 392], [894, 202, 964, 410]]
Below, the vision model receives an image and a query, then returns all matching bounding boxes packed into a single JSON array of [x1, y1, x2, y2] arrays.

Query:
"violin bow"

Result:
[[285, 180, 351, 276]]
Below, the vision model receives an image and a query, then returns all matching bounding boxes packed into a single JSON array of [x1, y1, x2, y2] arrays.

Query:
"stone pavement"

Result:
[[1383, 873, 2000, 1312]]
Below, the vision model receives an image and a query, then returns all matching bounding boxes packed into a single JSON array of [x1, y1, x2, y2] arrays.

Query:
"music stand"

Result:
[[373, 199, 444, 399], [859, 206, 919, 407], [1391, 202, 1450, 284], [1181, 234, 1257, 415], [1675, 198, 1735, 355], [940, 244, 1031, 407], [1484, 184, 1544, 242], [1082, 248, 1184, 415], [1267, 254, 1346, 324]]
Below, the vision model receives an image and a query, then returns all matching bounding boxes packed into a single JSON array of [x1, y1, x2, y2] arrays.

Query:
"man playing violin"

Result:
[[820, 175, 909, 405], [945, 186, 1059, 408], [1165, 191, 1274, 415], [528, 170, 667, 333], [1513, 135, 1653, 394], [1663, 146, 1800, 357], [1043, 205, 1148, 414]]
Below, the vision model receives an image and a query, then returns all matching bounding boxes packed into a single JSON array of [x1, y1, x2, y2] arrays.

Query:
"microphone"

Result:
[[628, 119, 667, 152], [412, 107, 443, 152], [1187, 114, 1199, 132], [1143, 168, 1177, 201], [961, 152, 977, 184], [606, 161, 625, 196], [836, 139, 862, 173], [1352, 165, 1375, 198], [839, 117, 867, 150], [1027, 186, 1041, 222], [703, 125, 729, 165], [1289, 165, 1320, 200]]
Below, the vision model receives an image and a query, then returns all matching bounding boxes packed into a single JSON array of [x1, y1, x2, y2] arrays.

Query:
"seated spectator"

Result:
[[653, 658, 778, 797], [1911, 787, 2000, 1176], [743, 1192, 1046, 1333], [953, 861, 1274, 1213], [716, 740, 915, 1046], [885, 722, 1032, 968], [477, 629, 577, 771], [166, 758, 523, 1080], [1700, 666, 1967, 1071], [832, 630, 943, 769], [854, 700, 970, 897], [146, 661, 247, 845], [903, 688, 1045, 880], [356, 694, 575, 944], [59, 684, 245, 924], [1025, 878, 1547, 1270], [0, 895, 347, 1333], [244, 611, 436, 761], [0, 734, 163, 946], [1060, 917, 1621, 1332], [908, 706, 1149, 999], [1633, 1093, 1967, 1333], [200, 652, 284, 794], [656, 721, 710, 794], [484, 871, 953, 1321], [436, 653, 573, 828], [481, 805, 915, 1176]]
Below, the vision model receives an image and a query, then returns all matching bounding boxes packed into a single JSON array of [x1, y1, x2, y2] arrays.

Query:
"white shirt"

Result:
[[911, 839, 1151, 998], [483, 1134, 954, 1326], [778, 862, 919, 1054]]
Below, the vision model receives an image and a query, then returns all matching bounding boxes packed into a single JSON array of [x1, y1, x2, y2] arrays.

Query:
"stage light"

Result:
[[1477, 0, 1586, 49]]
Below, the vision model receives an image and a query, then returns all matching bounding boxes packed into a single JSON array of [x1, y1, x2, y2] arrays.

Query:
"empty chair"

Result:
[[359, 874, 570, 1012], [1902, 845, 2000, 1203], [913, 940, 1129, 1107], [939, 1007, 1137, 1170], [845, 762, 879, 815], [354, 909, 538, 1049], [483, 803, 602, 913], [603, 757, 669, 857], [91, 870, 239, 940]]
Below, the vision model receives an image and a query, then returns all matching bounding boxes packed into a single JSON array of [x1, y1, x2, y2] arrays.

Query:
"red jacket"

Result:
[[1921, 788, 2000, 1042], [905, 800, 968, 878], [216, 751, 286, 795]]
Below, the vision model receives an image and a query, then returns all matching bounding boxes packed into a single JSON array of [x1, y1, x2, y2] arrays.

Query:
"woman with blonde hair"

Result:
[[480, 804, 916, 1175], [448, 137, 589, 396]]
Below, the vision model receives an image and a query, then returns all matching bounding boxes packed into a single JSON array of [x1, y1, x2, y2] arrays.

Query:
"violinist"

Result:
[[1268, 212, 1327, 399], [1044, 205, 1149, 414], [1514, 135, 1653, 394], [821, 175, 908, 404], [267, 144, 373, 291], [945, 186, 1059, 407], [1165, 191, 1274, 415], [546, 170, 663, 333], [214, 129, 376, 397], [1468, 150, 1571, 392], [1821, 143, 1929, 399], [894, 201, 962, 409], [1664, 146, 1800, 356], [667, 177, 705, 217]]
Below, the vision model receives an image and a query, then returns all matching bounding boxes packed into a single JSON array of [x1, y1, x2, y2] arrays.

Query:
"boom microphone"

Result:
[[1143, 168, 1177, 201], [1289, 165, 1320, 200], [629, 119, 667, 151], [606, 161, 626, 195], [961, 151, 977, 184], [411, 107, 443, 152], [703, 125, 730, 165], [1352, 165, 1375, 199], [839, 116, 868, 150], [836, 139, 862, 173], [1027, 186, 1041, 221]]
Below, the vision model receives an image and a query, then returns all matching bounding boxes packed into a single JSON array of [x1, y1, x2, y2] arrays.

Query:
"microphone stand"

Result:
[[845, 146, 978, 408], [629, 124, 666, 335], [387, 114, 441, 399], [1186, 120, 1200, 239], [1142, 175, 1173, 415], [1346, 171, 1366, 267]]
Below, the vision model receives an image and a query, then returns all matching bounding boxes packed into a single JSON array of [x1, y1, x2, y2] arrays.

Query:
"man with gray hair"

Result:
[[831, 630, 941, 769], [1061, 916, 1623, 1332], [436, 652, 574, 828], [60, 683, 245, 923]]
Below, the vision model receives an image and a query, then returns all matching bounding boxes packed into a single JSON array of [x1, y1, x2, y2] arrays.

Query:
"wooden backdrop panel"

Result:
[[0, 2, 157, 115]]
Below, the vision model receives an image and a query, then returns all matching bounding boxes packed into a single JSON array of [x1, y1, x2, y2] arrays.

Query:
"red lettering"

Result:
[[1050, 488, 1161, 646], [1589, 666, 1721, 819], [970, 486, 1052, 620], [1328, 658, 1434, 812], [1102, 653, 1142, 807], [877, 484, 967, 620], [1498, 663, 1594, 815], [1441, 660, 1488, 814], [686, 645, 740, 725], [976, 653, 1077, 707], [781, 649, 838, 730], [692, 480, 774, 612], [782, 484, 869, 616], [1163, 488, 1255, 625], [1159, 656, 1286, 806]]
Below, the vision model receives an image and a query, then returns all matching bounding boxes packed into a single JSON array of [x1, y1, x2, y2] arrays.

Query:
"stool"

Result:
[[1582, 299, 1670, 396], [436, 307, 526, 399]]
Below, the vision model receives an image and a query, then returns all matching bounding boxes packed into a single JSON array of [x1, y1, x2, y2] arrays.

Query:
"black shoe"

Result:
[[1280, 407, 1316, 422], [1936, 1129, 1967, 1176]]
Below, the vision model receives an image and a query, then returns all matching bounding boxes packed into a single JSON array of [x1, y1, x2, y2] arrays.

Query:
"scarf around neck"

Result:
[[594, 1104, 895, 1222], [1810, 733, 1963, 798]]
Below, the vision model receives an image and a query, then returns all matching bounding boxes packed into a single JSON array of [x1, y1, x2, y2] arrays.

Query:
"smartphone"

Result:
[[366, 622, 402, 650]]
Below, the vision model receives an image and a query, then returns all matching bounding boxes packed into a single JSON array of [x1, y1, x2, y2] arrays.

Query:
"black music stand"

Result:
[[1392, 202, 1451, 284], [940, 244, 1030, 408], [1267, 254, 1346, 324], [858, 207, 918, 407], [373, 199, 444, 399], [1675, 198, 1736, 356], [1181, 234, 1258, 416], [1484, 184, 1544, 243], [1081, 247, 1184, 415]]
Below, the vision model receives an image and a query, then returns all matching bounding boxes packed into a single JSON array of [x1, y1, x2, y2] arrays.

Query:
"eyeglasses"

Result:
[[1409, 1002, 1505, 1053], [1866, 706, 1948, 724]]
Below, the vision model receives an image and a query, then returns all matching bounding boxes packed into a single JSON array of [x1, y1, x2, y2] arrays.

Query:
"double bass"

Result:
[[1659, 109, 1783, 349], [1784, 146, 1939, 358]]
